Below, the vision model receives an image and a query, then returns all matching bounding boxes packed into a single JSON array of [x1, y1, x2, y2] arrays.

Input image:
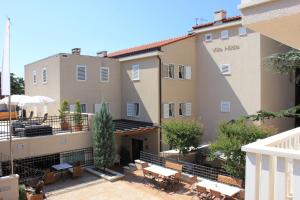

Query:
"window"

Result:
[[178, 65, 192, 80], [94, 103, 110, 113], [239, 27, 247, 36], [70, 104, 87, 113], [33, 71, 37, 84], [179, 103, 192, 117], [162, 64, 175, 79], [221, 30, 229, 40], [220, 101, 231, 113], [204, 33, 213, 42], [100, 67, 109, 82], [163, 103, 175, 118], [76, 65, 86, 81], [219, 64, 231, 75], [42, 68, 47, 84], [127, 102, 139, 117], [132, 64, 140, 81]]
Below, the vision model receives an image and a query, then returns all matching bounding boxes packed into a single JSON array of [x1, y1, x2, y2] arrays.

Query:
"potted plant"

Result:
[[59, 100, 70, 130], [74, 100, 83, 131], [26, 180, 44, 200]]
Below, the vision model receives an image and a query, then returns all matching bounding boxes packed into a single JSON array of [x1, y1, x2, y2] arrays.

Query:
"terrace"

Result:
[[242, 127, 300, 200]]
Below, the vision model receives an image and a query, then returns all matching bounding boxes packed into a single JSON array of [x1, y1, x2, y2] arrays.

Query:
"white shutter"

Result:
[[127, 103, 134, 116], [163, 104, 169, 118], [185, 103, 192, 116], [162, 64, 169, 78], [185, 66, 191, 80], [132, 64, 140, 81], [100, 67, 109, 82], [94, 104, 101, 113], [77, 65, 86, 81]]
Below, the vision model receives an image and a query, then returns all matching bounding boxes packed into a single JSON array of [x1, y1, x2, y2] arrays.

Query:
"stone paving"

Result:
[[46, 170, 197, 200]]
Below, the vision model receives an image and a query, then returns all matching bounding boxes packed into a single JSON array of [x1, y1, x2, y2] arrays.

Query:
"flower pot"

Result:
[[26, 192, 43, 200], [61, 122, 70, 130], [75, 124, 83, 131]]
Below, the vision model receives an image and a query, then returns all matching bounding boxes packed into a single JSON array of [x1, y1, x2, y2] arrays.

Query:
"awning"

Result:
[[113, 119, 158, 136]]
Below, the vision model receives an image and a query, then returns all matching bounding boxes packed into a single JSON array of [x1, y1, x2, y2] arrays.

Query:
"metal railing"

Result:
[[0, 114, 89, 140], [140, 151, 229, 181]]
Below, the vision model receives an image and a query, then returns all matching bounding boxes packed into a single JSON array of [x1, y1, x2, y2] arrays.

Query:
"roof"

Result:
[[192, 16, 241, 30], [108, 35, 194, 58], [113, 119, 158, 136]]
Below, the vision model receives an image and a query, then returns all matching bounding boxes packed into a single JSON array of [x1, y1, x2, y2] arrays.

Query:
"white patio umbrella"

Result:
[[0, 95, 41, 107], [32, 96, 55, 104]]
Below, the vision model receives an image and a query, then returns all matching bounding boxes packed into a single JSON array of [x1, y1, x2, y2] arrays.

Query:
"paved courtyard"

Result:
[[46, 171, 196, 200]]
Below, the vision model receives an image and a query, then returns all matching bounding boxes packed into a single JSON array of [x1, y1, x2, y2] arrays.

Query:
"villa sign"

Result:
[[212, 45, 240, 53]]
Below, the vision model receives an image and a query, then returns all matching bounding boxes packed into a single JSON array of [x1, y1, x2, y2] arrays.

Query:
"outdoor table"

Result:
[[144, 165, 178, 177], [52, 163, 72, 171], [197, 179, 241, 197]]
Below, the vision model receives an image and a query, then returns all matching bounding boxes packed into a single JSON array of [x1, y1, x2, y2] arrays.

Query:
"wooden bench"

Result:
[[0, 111, 17, 121], [217, 175, 243, 188], [165, 161, 183, 172]]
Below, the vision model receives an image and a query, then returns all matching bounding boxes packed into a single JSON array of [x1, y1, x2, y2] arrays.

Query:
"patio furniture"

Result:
[[69, 161, 83, 178], [145, 165, 178, 178], [52, 162, 73, 179], [26, 192, 43, 200], [217, 175, 243, 188], [28, 111, 33, 120], [42, 169, 57, 185], [197, 179, 241, 198], [23, 125, 52, 137], [165, 161, 183, 172]]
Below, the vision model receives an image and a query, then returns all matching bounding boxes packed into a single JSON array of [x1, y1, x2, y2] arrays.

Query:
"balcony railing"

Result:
[[0, 114, 89, 140], [242, 127, 300, 200]]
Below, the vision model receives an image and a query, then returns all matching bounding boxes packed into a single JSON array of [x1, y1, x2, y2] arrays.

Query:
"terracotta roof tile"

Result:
[[192, 16, 241, 30], [108, 35, 194, 58]]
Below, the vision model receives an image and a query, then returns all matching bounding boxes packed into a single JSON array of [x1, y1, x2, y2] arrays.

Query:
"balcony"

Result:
[[242, 127, 300, 200], [239, 0, 300, 49]]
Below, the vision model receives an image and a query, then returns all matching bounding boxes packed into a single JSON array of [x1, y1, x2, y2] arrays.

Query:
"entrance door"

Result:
[[132, 139, 143, 161]]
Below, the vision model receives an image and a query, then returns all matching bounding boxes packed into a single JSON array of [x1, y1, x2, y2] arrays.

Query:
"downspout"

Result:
[[157, 54, 162, 152]]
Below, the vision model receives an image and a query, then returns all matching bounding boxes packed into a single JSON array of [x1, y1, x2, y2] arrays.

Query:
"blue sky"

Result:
[[0, 0, 240, 77]]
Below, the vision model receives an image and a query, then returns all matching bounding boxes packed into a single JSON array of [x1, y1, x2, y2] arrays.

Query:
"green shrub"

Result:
[[19, 184, 26, 200], [59, 100, 69, 121], [74, 100, 83, 125]]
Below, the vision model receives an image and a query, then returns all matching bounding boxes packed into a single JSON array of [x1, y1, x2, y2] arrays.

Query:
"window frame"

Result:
[[76, 64, 87, 81], [32, 70, 37, 85], [168, 103, 175, 118], [100, 67, 110, 82], [204, 33, 213, 42], [239, 27, 247, 37], [70, 103, 87, 113], [219, 64, 231, 75], [178, 65, 185, 80], [127, 102, 140, 117], [221, 30, 229, 40], [132, 64, 140, 81], [42, 67, 47, 84], [220, 101, 231, 113], [179, 103, 185, 116]]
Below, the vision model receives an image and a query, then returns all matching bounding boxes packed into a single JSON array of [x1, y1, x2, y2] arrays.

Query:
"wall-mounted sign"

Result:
[[212, 45, 240, 53]]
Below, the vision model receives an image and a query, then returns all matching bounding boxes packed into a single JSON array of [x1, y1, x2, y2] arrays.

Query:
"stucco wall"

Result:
[[120, 57, 160, 123], [0, 175, 19, 200], [196, 25, 262, 142], [260, 35, 295, 132], [59, 54, 121, 119], [25, 55, 61, 116]]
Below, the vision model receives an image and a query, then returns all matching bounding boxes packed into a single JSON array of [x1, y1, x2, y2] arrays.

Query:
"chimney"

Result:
[[72, 48, 81, 55], [214, 10, 227, 22], [97, 51, 108, 58]]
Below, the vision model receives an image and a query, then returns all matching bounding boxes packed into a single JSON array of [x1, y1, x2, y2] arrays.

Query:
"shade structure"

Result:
[[32, 96, 55, 104], [0, 95, 41, 107]]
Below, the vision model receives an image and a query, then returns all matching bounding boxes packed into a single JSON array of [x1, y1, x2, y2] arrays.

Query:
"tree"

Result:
[[74, 100, 83, 125], [92, 102, 116, 170], [209, 120, 274, 179], [162, 120, 204, 155], [10, 73, 24, 94]]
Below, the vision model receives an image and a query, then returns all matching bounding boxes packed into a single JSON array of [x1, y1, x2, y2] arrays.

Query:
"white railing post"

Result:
[[245, 152, 259, 200], [293, 159, 300, 200], [259, 155, 272, 200], [275, 157, 286, 200]]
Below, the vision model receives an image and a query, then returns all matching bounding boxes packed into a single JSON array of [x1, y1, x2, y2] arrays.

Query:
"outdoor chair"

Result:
[[28, 111, 33, 120], [196, 185, 210, 200], [68, 161, 83, 178], [165, 161, 183, 172], [42, 169, 57, 185], [209, 189, 225, 200], [217, 175, 243, 188]]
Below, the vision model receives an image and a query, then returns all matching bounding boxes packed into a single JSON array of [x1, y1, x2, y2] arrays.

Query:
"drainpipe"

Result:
[[157, 54, 162, 152]]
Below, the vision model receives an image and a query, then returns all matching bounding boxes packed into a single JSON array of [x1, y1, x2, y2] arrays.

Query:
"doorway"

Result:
[[132, 139, 143, 161]]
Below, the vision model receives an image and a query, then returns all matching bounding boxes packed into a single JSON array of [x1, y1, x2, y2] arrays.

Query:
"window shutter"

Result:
[[219, 64, 231, 75], [33, 71, 37, 84], [185, 103, 192, 116], [185, 66, 192, 80], [94, 104, 101, 113], [132, 65, 140, 81], [163, 104, 169, 118], [42, 68, 47, 83], [162, 64, 169, 78], [100, 67, 109, 82], [77, 65, 86, 81], [127, 103, 134, 116]]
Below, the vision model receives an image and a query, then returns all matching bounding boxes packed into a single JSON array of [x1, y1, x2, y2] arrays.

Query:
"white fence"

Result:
[[242, 127, 300, 200]]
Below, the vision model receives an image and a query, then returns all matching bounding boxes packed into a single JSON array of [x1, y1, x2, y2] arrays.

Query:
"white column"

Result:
[[259, 155, 271, 200], [245, 153, 259, 200], [293, 159, 300, 200], [275, 157, 286, 200]]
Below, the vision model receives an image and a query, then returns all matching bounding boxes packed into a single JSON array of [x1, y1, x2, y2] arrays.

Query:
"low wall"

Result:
[[0, 174, 19, 200]]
